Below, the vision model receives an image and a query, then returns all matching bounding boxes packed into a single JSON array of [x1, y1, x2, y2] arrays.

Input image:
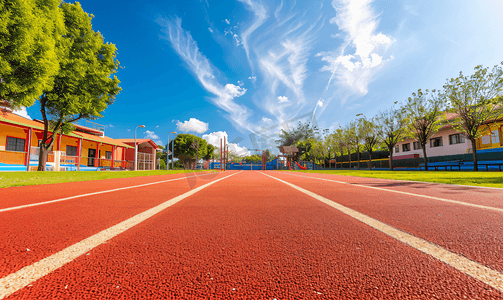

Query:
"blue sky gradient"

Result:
[[23, 0, 503, 155]]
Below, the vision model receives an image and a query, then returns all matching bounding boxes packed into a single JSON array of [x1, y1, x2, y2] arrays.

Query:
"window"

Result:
[[430, 137, 443, 147], [66, 145, 78, 157], [449, 134, 465, 145], [105, 151, 112, 159], [402, 143, 411, 152], [6, 137, 26, 152], [394, 145, 399, 153], [491, 130, 500, 144], [413, 141, 422, 150]]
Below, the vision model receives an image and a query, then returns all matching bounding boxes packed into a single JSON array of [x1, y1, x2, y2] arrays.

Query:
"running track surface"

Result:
[[1, 171, 502, 299]]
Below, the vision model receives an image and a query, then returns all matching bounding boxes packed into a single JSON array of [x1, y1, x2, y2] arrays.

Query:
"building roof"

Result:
[[0, 108, 133, 149], [116, 139, 159, 149]]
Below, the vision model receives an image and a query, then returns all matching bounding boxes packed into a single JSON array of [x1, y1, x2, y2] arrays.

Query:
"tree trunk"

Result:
[[37, 145, 48, 171], [471, 139, 478, 171], [388, 146, 394, 171], [369, 151, 373, 170], [347, 147, 352, 170], [356, 144, 360, 170], [422, 144, 428, 171]]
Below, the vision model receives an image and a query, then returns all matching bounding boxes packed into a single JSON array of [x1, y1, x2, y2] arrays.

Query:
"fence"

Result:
[[0, 150, 26, 165], [137, 152, 154, 170]]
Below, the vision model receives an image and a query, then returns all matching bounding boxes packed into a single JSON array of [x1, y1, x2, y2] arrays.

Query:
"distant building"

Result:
[[393, 112, 503, 160], [0, 103, 158, 171], [116, 139, 158, 170]]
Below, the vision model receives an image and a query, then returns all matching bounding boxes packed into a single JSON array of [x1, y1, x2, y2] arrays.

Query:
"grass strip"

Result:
[[286, 170, 503, 189], [0, 170, 216, 188]]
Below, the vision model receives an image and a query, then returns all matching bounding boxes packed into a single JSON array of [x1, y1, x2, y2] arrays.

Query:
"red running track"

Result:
[[1, 171, 502, 299]]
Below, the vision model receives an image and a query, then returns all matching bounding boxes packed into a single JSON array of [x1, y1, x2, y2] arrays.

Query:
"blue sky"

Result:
[[22, 0, 503, 156]]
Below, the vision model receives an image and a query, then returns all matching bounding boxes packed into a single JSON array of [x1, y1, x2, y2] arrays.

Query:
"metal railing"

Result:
[[30, 147, 54, 162], [0, 150, 27, 165], [137, 152, 154, 170]]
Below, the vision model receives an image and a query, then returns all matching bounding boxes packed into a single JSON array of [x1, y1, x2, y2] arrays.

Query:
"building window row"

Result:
[[396, 134, 469, 153]]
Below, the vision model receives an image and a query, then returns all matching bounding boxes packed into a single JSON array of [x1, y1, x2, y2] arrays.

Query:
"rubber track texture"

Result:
[[5, 171, 502, 299], [270, 171, 503, 273], [0, 172, 226, 278]]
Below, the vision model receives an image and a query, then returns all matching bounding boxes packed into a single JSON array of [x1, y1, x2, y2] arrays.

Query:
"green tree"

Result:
[[37, 2, 121, 170], [156, 150, 167, 169], [444, 62, 503, 171], [341, 125, 354, 169], [358, 116, 380, 170], [203, 144, 216, 161], [403, 89, 444, 170], [351, 120, 365, 170], [0, 0, 64, 108], [376, 104, 406, 171], [244, 154, 262, 163], [276, 121, 317, 147], [173, 134, 208, 169]]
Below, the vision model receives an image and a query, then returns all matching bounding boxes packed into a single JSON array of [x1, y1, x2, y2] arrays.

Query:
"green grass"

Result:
[[0, 170, 216, 188], [287, 170, 503, 188]]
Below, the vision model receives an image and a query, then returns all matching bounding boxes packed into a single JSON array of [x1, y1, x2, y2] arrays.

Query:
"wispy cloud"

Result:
[[158, 16, 253, 130], [316, 0, 394, 104]]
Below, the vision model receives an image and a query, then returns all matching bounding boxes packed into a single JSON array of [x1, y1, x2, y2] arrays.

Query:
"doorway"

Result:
[[88, 148, 96, 166]]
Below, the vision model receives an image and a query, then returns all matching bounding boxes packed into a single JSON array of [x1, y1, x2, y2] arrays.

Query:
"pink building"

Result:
[[393, 113, 503, 160]]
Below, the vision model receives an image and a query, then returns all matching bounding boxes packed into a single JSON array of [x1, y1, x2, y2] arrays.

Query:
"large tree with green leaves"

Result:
[[358, 115, 380, 170], [276, 121, 317, 147], [351, 120, 366, 170], [37, 2, 121, 170], [403, 89, 444, 170], [173, 134, 208, 169], [0, 0, 64, 108], [444, 62, 503, 171], [376, 104, 406, 171]]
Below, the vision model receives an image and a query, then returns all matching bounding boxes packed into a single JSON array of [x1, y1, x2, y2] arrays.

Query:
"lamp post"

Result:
[[171, 131, 177, 171], [135, 125, 145, 171]]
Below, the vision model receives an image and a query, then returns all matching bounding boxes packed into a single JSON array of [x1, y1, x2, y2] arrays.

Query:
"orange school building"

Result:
[[0, 106, 138, 171]]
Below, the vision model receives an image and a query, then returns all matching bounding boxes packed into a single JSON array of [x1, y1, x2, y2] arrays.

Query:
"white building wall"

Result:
[[394, 129, 471, 158]]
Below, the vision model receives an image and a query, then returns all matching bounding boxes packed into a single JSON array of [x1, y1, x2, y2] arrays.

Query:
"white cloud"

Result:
[[262, 116, 273, 124], [248, 76, 257, 83], [317, 0, 394, 102], [108, 124, 114, 128], [208, 27, 213, 33], [156, 125, 159, 128], [176, 118, 209, 134], [317, 99, 324, 107], [277, 96, 289, 103], [225, 19, 231, 25], [202, 131, 251, 156], [127, 129, 131, 132], [144, 130, 163, 145], [145, 130, 159, 140], [237, 80, 244, 86], [158, 17, 253, 129], [12, 106, 31, 120]]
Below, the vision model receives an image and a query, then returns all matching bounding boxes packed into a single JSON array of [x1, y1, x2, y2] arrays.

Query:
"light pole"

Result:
[[171, 131, 177, 170], [134, 125, 145, 171]]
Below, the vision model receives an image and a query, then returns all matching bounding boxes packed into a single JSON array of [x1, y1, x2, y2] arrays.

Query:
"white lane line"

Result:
[[0, 171, 241, 299], [278, 172, 503, 213], [260, 172, 503, 293], [0, 172, 219, 213]]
